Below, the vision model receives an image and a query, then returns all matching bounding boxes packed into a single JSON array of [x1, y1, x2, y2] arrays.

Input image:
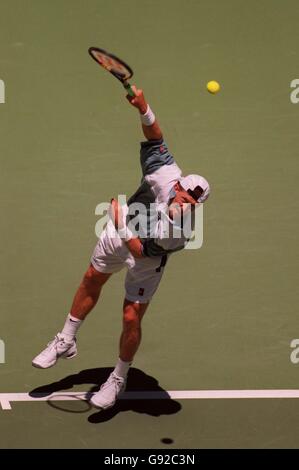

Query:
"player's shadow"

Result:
[[29, 367, 181, 423]]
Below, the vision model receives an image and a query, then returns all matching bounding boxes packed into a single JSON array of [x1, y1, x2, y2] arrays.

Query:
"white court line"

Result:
[[0, 399, 12, 410], [2, 390, 299, 410]]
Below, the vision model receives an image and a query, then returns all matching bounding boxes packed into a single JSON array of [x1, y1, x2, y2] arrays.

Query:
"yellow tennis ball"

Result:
[[207, 80, 220, 94]]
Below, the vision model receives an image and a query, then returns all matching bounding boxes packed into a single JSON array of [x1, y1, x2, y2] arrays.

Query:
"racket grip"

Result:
[[123, 82, 135, 97]]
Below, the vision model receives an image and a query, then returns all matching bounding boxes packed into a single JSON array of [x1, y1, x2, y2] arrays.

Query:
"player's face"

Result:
[[169, 184, 198, 220]]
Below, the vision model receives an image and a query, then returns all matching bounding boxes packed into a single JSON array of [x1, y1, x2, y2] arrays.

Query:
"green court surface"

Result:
[[0, 0, 299, 448]]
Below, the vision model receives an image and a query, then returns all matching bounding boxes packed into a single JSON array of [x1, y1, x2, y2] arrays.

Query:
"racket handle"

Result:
[[123, 82, 135, 97]]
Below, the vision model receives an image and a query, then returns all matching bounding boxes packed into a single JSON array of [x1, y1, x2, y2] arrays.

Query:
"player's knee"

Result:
[[123, 308, 141, 329]]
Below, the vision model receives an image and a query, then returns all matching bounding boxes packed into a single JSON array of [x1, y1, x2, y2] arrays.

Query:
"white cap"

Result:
[[179, 174, 210, 203]]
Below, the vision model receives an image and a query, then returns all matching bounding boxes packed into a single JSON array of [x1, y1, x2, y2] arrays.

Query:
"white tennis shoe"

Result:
[[90, 372, 126, 410], [32, 333, 77, 369]]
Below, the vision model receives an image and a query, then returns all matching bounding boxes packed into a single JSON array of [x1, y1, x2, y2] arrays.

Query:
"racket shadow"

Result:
[[29, 367, 181, 423]]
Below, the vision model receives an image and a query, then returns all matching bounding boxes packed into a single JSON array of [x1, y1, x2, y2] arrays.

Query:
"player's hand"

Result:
[[126, 85, 148, 114], [110, 198, 124, 230]]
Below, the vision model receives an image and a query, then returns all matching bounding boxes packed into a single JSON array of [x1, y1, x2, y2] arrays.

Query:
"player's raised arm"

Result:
[[126, 85, 162, 141]]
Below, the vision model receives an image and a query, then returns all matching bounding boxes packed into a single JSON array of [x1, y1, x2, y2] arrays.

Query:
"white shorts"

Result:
[[91, 221, 167, 303]]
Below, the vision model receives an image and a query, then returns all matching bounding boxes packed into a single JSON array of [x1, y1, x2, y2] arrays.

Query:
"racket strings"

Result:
[[91, 51, 131, 80]]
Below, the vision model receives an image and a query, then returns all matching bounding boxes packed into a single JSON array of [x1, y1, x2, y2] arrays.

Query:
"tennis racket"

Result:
[[88, 47, 135, 97]]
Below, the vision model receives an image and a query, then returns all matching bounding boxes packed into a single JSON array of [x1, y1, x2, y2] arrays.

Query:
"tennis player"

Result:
[[32, 85, 210, 410]]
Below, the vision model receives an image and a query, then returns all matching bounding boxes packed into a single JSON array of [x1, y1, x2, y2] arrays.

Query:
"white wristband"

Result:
[[140, 104, 155, 126], [118, 226, 133, 242]]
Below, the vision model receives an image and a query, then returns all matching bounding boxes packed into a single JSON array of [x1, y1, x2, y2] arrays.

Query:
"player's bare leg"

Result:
[[32, 265, 111, 369], [90, 299, 149, 410], [119, 299, 148, 362], [70, 265, 111, 320]]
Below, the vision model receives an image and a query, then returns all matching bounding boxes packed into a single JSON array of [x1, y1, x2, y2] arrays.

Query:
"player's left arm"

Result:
[[110, 199, 144, 258], [125, 237, 144, 258], [110, 200, 181, 258]]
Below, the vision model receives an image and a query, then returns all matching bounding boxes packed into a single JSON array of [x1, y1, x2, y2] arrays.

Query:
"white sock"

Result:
[[113, 358, 132, 379], [61, 313, 82, 342]]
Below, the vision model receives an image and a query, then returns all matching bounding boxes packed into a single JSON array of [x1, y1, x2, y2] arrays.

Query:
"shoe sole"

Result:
[[32, 351, 77, 369], [89, 387, 126, 410], [89, 398, 113, 411]]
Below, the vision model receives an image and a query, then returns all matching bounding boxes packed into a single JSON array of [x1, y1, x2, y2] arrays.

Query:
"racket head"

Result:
[[88, 47, 133, 83]]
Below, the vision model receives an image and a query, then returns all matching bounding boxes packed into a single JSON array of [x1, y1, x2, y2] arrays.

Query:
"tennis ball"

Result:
[[207, 80, 220, 94]]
